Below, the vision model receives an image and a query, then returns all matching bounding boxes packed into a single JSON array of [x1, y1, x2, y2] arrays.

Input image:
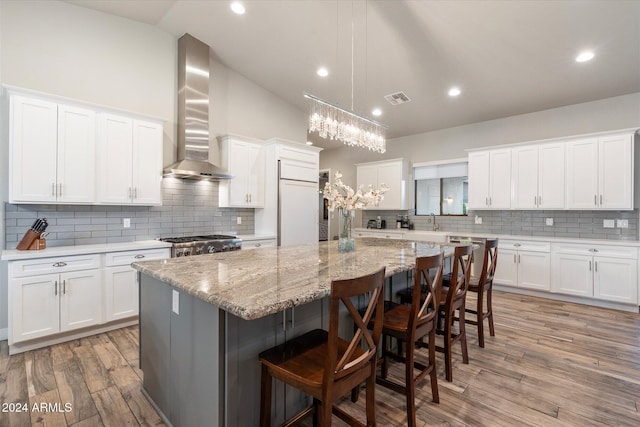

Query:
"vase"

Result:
[[338, 208, 355, 252]]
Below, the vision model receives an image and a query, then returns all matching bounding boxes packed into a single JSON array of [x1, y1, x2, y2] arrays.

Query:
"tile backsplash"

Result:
[[362, 209, 639, 241], [3, 179, 255, 249]]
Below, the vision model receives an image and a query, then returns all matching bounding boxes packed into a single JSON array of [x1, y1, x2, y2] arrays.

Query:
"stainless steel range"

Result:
[[159, 235, 242, 257]]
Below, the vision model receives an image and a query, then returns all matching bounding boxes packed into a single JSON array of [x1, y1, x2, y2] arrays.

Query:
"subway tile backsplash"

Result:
[[3, 179, 255, 249], [362, 209, 639, 241]]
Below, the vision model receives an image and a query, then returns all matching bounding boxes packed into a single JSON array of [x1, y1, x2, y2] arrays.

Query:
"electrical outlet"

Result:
[[545, 218, 553, 226], [603, 219, 615, 228], [474, 215, 482, 225], [237, 216, 242, 225], [617, 219, 629, 229], [123, 218, 131, 228]]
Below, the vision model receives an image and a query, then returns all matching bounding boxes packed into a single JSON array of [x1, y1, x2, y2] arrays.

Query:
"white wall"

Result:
[[321, 92, 640, 189], [0, 0, 6, 339]]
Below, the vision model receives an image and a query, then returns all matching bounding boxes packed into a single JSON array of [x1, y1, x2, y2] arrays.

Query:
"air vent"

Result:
[[384, 91, 411, 105]]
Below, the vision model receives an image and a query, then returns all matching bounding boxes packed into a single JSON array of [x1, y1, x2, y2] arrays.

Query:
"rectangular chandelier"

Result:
[[305, 92, 387, 153]]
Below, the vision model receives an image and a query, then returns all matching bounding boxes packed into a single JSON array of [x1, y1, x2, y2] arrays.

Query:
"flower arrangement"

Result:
[[322, 171, 389, 252]]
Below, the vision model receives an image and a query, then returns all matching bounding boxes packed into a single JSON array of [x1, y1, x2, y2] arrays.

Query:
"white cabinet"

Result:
[[240, 237, 277, 250], [552, 244, 638, 304], [511, 143, 565, 209], [97, 114, 163, 205], [468, 149, 511, 209], [493, 240, 550, 291], [9, 94, 96, 204], [218, 136, 265, 207], [10, 255, 102, 344], [356, 159, 410, 210], [566, 134, 633, 209], [104, 248, 170, 321]]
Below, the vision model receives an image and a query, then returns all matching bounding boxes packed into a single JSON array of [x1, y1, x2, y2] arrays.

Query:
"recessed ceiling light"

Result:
[[230, 2, 245, 15], [448, 87, 461, 97], [575, 51, 594, 63], [371, 108, 382, 116], [306, 141, 313, 145], [316, 67, 329, 77]]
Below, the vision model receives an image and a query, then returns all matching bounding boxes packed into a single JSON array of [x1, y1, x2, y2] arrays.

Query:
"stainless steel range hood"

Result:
[[164, 33, 232, 180]]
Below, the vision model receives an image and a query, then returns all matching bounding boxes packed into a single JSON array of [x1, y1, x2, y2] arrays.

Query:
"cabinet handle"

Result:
[[282, 310, 287, 332], [538, 196, 541, 205], [513, 254, 516, 263], [290, 307, 295, 329], [600, 195, 602, 205], [255, 243, 261, 247], [595, 261, 598, 272], [589, 260, 592, 271], [129, 187, 132, 199], [134, 187, 138, 199], [513, 243, 521, 247], [594, 195, 597, 206], [134, 254, 145, 259], [53, 262, 67, 267], [63, 279, 66, 295], [249, 194, 252, 203], [489, 197, 492, 206], [534, 196, 537, 206], [486, 197, 488, 206], [518, 254, 521, 263], [54, 280, 58, 296], [59, 183, 62, 198], [589, 248, 598, 253], [52, 183, 56, 197]]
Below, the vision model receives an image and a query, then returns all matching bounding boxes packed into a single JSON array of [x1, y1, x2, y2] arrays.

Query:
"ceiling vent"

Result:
[[384, 91, 411, 106]]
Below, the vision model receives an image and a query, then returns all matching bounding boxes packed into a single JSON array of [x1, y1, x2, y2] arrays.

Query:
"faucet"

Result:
[[430, 213, 439, 232]]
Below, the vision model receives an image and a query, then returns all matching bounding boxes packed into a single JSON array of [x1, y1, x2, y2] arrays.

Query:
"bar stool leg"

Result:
[[459, 307, 469, 364], [405, 339, 416, 427], [477, 289, 486, 348], [487, 288, 495, 337], [260, 364, 272, 427], [428, 327, 439, 403]]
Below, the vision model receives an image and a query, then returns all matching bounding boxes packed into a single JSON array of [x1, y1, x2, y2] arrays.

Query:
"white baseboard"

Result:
[[0, 328, 7, 341]]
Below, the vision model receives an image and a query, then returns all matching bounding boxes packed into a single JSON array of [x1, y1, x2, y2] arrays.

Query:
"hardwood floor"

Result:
[[1, 291, 640, 426]]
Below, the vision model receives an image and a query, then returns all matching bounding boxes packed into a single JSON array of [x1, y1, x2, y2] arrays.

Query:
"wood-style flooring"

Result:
[[1, 291, 640, 426]]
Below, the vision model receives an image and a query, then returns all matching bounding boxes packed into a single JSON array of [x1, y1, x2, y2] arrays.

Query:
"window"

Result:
[[414, 160, 468, 216]]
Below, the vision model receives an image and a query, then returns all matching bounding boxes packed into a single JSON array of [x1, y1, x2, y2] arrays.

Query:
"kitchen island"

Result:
[[132, 238, 457, 427]]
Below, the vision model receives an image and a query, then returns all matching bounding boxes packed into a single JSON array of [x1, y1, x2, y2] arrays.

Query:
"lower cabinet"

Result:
[[241, 236, 277, 250], [494, 241, 551, 291], [552, 244, 638, 304], [11, 269, 101, 343]]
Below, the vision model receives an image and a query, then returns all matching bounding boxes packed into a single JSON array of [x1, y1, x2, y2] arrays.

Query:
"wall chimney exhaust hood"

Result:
[[164, 33, 232, 180]]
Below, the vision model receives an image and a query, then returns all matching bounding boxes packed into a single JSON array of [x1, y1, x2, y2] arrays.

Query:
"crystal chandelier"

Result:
[[306, 92, 387, 153]]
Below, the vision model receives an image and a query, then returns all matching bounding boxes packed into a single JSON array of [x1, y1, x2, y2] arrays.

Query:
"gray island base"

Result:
[[133, 239, 458, 426]]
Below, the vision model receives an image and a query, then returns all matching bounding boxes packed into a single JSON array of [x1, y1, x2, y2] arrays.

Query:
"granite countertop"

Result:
[[1, 240, 173, 261], [354, 228, 640, 247], [133, 238, 456, 321]]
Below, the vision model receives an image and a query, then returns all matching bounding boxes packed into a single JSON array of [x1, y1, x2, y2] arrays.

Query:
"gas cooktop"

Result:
[[159, 235, 242, 257]]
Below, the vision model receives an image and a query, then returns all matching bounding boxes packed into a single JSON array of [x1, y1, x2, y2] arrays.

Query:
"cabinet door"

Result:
[[97, 114, 134, 203], [10, 95, 58, 203], [132, 120, 163, 205], [494, 249, 517, 286], [467, 151, 490, 209], [10, 274, 60, 343], [60, 269, 102, 332], [517, 251, 550, 291], [377, 161, 406, 210], [357, 164, 382, 208], [511, 146, 538, 209], [228, 141, 250, 206], [552, 254, 593, 297], [488, 149, 511, 209], [598, 134, 633, 209], [57, 104, 96, 203], [538, 143, 566, 209], [105, 266, 139, 321], [566, 138, 598, 209], [593, 256, 638, 304], [246, 143, 265, 207]]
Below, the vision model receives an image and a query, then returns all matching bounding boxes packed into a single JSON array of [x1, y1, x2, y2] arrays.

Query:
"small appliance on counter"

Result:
[[367, 219, 377, 229], [16, 218, 48, 250], [400, 215, 410, 229]]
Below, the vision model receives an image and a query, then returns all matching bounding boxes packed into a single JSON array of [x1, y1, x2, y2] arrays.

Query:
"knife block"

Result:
[[16, 229, 42, 250]]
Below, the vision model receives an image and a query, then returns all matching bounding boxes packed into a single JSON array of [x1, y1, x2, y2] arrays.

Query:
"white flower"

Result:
[[321, 171, 389, 212]]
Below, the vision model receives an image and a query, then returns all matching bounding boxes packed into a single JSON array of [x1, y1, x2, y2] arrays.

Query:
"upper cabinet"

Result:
[[511, 143, 565, 209], [467, 149, 511, 209], [96, 114, 163, 205], [468, 129, 636, 211], [10, 95, 96, 204], [356, 159, 410, 210], [566, 134, 633, 210], [218, 136, 265, 208], [7, 87, 163, 206]]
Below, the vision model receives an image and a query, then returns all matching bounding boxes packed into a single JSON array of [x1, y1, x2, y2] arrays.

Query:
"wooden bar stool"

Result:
[[353, 253, 443, 427], [258, 267, 386, 427], [464, 239, 498, 348], [436, 244, 472, 382]]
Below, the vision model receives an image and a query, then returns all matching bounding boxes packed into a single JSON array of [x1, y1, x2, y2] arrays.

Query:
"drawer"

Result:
[[241, 239, 276, 250], [355, 231, 404, 239], [552, 244, 638, 259], [499, 240, 550, 253], [278, 145, 318, 164], [279, 158, 318, 182], [9, 254, 101, 278], [105, 248, 170, 267]]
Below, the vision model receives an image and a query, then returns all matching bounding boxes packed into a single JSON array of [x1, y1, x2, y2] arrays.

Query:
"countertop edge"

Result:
[[1, 240, 173, 261]]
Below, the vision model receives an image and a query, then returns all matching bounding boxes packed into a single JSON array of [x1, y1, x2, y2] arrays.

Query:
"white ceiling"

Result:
[[66, 0, 640, 149]]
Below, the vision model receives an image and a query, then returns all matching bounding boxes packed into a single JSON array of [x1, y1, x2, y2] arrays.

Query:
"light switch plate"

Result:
[[617, 219, 629, 229], [172, 290, 179, 315], [123, 218, 131, 228], [237, 216, 242, 225], [474, 215, 482, 225], [603, 219, 615, 228], [545, 218, 553, 226]]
